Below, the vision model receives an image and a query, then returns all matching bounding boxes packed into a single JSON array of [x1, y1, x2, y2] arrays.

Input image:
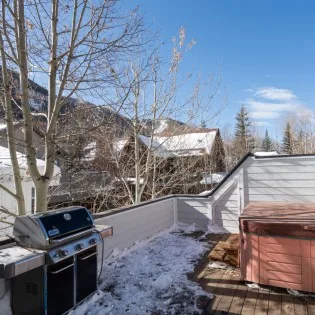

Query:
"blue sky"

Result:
[[122, 0, 315, 139]]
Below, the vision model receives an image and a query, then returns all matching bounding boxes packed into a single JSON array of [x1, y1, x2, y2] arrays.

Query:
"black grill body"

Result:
[[10, 206, 106, 315], [12, 246, 98, 315], [12, 267, 44, 315]]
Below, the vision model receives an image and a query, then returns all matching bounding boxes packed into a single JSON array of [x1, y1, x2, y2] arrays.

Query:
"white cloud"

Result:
[[241, 87, 308, 127], [249, 111, 281, 119], [245, 99, 301, 112], [253, 121, 272, 127], [254, 87, 297, 101]]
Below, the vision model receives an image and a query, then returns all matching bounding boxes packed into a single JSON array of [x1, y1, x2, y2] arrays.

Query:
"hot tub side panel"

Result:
[[241, 233, 315, 292], [240, 229, 259, 284]]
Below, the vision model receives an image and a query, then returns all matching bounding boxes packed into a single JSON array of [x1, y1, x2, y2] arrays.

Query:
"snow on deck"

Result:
[[70, 228, 212, 315]]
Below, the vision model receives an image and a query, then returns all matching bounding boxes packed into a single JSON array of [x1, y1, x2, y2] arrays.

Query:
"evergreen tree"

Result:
[[261, 129, 273, 151], [282, 122, 294, 154], [234, 105, 254, 158]]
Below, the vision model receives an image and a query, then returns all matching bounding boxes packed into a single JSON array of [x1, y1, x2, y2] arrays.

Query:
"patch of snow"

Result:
[[124, 177, 144, 185], [286, 288, 315, 298], [83, 142, 96, 161], [114, 130, 219, 158], [200, 172, 227, 185], [113, 138, 129, 153], [154, 119, 169, 134], [155, 131, 217, 157], [0, 124, 7, 132], [254, 151, 280, 157], [176, 223, 203, 234], [198, 190, 213, 196], [287, 288, 303, 296], [151, 274, 173, 290], [207, 224, 227, 234], [138, 135, 170, 158], [246, 282, 261, 289], [0, 146, 60, 181], [208, 261, 234, 270], [245, 282, 270, 292], [70, 229, 212, 315], [0, 290, 12, 315]]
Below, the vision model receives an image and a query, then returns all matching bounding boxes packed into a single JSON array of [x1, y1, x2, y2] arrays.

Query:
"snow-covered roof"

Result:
[[254, 151, 280, 157], [0, 146, 60, 182], [0, 124, 7, 131], [114, 139, 129, 152], [138, 135, 170, 157], [113, 129, 219, 158], [154, 131, 217, 156]]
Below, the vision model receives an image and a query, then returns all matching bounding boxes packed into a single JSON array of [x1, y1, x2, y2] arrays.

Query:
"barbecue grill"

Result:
[[0, 206, 112, 315]]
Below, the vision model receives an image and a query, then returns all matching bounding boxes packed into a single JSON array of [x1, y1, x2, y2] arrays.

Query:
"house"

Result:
[[0, 122, 45, 160], [113, 128, 226, 197], [0, 146, 60, 233], [3, 152, 315, 313]]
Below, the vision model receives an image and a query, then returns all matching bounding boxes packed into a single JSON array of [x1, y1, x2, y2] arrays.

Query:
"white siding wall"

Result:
[[244, 155, 315, 203], [212, 180, 240, 233], [211, 155, 315, 233], [176, 197, 212, 230], [210, 162, 244, 233], [95, 198, 175, 260]]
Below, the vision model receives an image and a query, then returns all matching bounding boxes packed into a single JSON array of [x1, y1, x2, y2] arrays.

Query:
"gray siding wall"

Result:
[[176, 197, 212, 230], [95, 198, 175, 259], [212, 180, 240, 233], [210, 162, 244, 233], [244, 155, 315, 203], [211, 155, 315, 233]]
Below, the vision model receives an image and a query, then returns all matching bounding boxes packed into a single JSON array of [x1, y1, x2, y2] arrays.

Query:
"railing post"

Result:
[[173, 197, 178, 225]]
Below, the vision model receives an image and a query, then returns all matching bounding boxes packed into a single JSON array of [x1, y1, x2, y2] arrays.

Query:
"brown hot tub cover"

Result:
[[240, 202, 315, 238]]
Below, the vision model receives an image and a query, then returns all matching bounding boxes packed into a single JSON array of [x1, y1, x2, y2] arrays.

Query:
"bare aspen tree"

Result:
[[0, 0, 145, 213], [282, 111, 315, 154], [92, 28, 223, 205]]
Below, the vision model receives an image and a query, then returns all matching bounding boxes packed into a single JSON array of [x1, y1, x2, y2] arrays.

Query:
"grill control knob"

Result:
[[75, 243, 84, 251], [89, 238, 97, 245], [60, 249, 69, 257]]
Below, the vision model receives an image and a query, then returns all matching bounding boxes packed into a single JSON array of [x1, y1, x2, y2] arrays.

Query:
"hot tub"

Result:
[[240, 202, 315, 292]]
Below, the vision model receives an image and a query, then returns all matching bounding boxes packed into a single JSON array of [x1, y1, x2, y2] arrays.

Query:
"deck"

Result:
[[193, 234, 315, 315]]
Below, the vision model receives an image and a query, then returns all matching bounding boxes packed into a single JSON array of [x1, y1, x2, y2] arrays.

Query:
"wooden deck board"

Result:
[[193, 233, 315, 315], [281, 293, 295, 315], [214, 270, 239, 314], [254, 289, 269, 315], [228, 274, 248, 314], [307, 300, 315, 315], [241, 289, 259, 315], [267, 292, 281, 315], [293, 297, 308, 315], [209, 270, 230, 311]]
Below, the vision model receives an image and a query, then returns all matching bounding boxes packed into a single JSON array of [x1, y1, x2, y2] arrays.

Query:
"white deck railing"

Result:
[[0, 194, 214, 312]]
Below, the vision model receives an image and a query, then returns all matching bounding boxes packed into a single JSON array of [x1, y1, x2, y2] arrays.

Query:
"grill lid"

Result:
[[38, 207, 94, 239], [13, 206, 95, 250]]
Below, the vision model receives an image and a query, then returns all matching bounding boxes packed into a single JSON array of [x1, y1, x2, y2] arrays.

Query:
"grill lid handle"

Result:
[[49, 228, 93, 244]]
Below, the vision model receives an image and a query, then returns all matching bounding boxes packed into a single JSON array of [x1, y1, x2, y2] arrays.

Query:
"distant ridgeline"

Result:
[[0, 67, 132, 137]]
